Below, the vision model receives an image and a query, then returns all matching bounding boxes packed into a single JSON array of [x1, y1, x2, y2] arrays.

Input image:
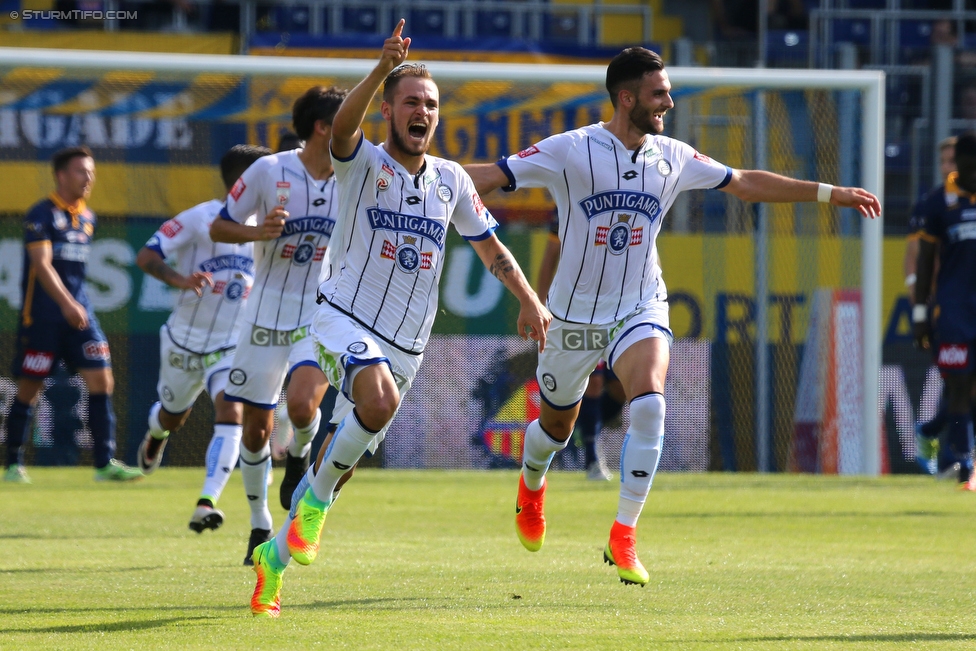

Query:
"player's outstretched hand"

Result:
[[62, 298, 89, 330], [261, 206, 288, 240], [830, 187, 882, 219], [381, 19, 411, 71], [518, 297, 552, 352], [180, 271, 214, 297]]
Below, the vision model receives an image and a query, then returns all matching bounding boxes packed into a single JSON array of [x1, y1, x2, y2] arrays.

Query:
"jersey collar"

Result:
[[944, 172, 976, 205], [597, 122, 652, 162], [49, 192, 87, 227]]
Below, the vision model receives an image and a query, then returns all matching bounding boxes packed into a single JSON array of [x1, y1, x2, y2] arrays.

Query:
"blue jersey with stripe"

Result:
[[21, 195, 95, 326]]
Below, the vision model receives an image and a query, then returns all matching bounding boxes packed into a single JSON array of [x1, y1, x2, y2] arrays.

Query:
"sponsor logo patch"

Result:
[[594, 215, 643, 254], [276, 181, 291, 205], [82, 341, 111, 361], [517, 145, 540, 158], [937, 343, 969, 369], [562, 328, 611, 351], [472, 192, 486, 217], [250, 325, 292, 347], [229, 369, 247, 385], [693, 150, 712, 164], [161, 386, 174, 402], [168, 351, 184, 369], [52, 210, 68, 231], [160, 219, 183, 238], [21, 350, 54, 376], [377, 163, 395, 191], [347, 342, 368, 355], [229, 178, 246, 201], [622, 170, 639, 180]]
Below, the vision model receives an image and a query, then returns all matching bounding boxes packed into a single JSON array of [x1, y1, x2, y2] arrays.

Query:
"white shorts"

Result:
[[311, 304, 423, 454], [157, 326, 235, 413], [224, 322, 319, 409], [537, 301, 673, 409]]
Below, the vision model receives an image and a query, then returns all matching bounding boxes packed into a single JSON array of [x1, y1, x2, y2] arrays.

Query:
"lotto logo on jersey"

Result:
[[20, 350, 54, 376], [160, 219, 183, 238], [83, 341, 111, 361], [517, 145, 540, 158], [230, 178, 246, 201], [937, 344, 970, 369]]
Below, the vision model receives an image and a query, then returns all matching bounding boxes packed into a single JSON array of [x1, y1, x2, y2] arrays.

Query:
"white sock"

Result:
[[148, 402, 168, 440], [200, 424, 242, 505], [617, 393, 665, 528], [309, 409, 378, 503], [274, 515, 293, 565], [288, 408, 321, 458], [521, 419, 568, 490], [239, 442, 273, 531]]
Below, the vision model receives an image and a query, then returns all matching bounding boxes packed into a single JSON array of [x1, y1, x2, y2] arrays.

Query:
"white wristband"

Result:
[[817, 183, 834, 203], [904, 273, 917, 287], [912, 304, 928, 324]]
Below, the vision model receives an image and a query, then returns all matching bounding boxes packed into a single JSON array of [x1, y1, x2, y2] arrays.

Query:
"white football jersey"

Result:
[[500, 123, 732, 324], [220, 149, 337, 331], [320, 136, 498, 354], [145, 199, 255, 355]]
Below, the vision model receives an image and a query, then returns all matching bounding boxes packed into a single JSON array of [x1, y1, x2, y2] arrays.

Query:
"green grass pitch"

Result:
[[2, 468, 976, 650]]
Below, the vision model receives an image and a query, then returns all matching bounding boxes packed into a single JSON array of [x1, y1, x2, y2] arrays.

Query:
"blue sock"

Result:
[[578, 395, 601, 467], [88, 394, 116, 469], [946, 413, 973, 475], [5, 399, 32, 467]]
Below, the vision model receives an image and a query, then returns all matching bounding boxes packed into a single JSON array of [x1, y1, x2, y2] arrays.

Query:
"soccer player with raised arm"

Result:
[[134, 145, 270, 532], [466, 47, 881, 586], [210, 87, 348, 565], [4, 147, 142, 484], [248, 20, 551, 618]]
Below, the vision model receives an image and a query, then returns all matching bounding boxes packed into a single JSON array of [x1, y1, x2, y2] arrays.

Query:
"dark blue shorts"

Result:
[[12, 313, 111, 379]]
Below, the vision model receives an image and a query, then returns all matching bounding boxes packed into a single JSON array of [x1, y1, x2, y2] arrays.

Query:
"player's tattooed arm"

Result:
[[489, 251, 515, 282], [136, 247, 213, 297], [470, 235, 552, 351]]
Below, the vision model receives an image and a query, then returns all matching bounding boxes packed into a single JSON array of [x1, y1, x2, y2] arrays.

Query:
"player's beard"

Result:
[[390, 113, 430, 157], [630, 96, 663, 135]]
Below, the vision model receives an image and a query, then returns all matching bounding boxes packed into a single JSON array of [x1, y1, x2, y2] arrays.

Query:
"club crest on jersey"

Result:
[[223, 274, 247, 302], [284, 235, 317, 266], [437, 184, 453, 203], [381, 236, 432, 273], [377, 163, 395, 191], [276, 181, 291, 205], [657, 159, 672, 177], [52, 210, 68, 231], [579, 190, 661, 223], [595, 214, 643, 255]]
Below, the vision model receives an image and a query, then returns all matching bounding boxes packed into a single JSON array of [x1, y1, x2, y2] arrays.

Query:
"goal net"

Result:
[[0, 48, 883, 474]]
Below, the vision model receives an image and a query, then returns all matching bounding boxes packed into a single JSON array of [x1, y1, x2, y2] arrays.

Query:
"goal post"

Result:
[[0, 47, 884, 474]]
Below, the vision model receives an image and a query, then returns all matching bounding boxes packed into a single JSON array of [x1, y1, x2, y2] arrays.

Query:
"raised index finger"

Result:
[[392, 18, 405, 39]]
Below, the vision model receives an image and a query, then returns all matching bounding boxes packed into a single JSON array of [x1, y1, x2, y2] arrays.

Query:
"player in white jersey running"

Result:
[[210, 86, 350, 565], [466, 47, 882, 586], [135, 145, 270, 532], [247, 20, 551, 618]]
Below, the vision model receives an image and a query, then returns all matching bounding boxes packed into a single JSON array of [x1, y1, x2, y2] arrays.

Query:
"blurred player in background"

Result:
[[210, 86, 348, 565], [248, 21, 551, 618], [907, 136, 955, 476], [134, 144, 271, 532], [536, 213, 620, 481], [913, 133, 976, 488], [467, 46, 881, 586], [4, 146, 142, 484]]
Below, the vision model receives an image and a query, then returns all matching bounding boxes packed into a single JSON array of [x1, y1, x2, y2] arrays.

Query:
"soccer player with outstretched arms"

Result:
[[248, 20, 551, 617], [465, 46, 881, 586], [135, 144, 270, 533]]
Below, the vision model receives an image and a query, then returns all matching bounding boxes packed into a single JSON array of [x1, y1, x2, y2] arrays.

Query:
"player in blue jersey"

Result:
[[913, 132, 976, 487], [3, 146, 142, 484]]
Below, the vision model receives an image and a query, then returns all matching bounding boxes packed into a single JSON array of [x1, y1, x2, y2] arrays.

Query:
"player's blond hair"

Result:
[[383, 64, 434, 103]]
